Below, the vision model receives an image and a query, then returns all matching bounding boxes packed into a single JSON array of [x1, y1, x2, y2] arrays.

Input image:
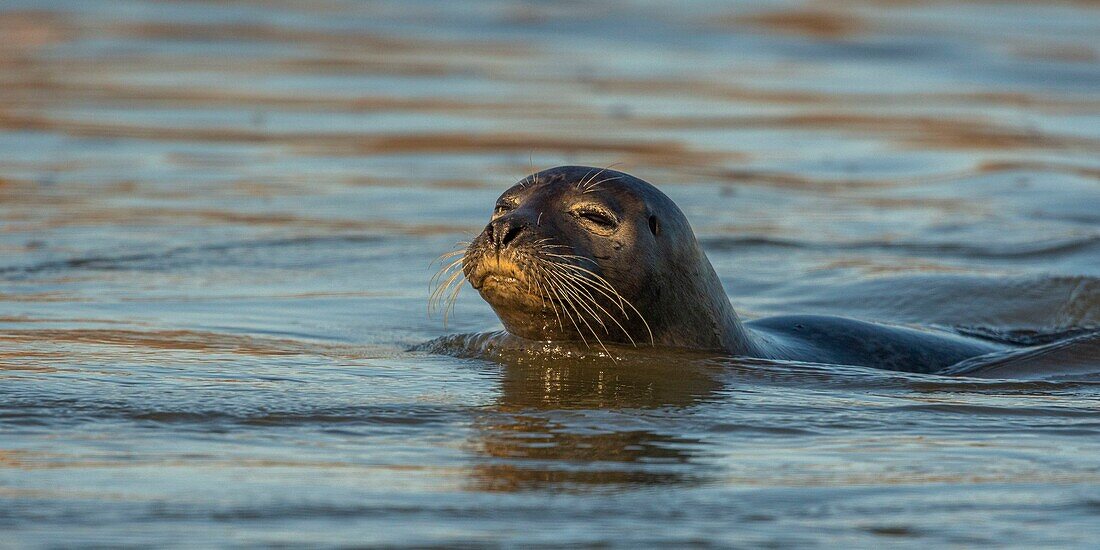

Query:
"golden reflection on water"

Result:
[[469, 353, 724, 491]]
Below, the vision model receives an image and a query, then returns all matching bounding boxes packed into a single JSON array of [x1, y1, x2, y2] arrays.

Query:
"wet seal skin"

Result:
[[433, 165, 1066, 374]]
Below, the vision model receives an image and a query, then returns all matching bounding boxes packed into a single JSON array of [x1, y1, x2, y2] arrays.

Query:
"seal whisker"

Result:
[[428, 259, 465, 304], [540, 261, 625, 349], [441, 271, 465, 326], [428, 249, 468, 284], [521, 160, 542, 191], [429, 241, 470, 266], [428, 247, 468, 319], [538, 248, 653, 344], [544, 261, 626, 307], [549, 263, 654, 345], [429, 266, 465, 319], [577, 164, 609, 191], [547, 264, 637, 329], [522, 153, 536, 189], [543, 271, 614, 359], [546, 263, 630, 317], [430, 256, 465, 283], [529, 253, 566, 332], [540, 253, 630, 309], [429, 245, 472, 325], [543, 252, 599, 266], [582, 175, 622, 194], [532, 265, 565, 332], [540, 273, 591, 349], [579, 162, 623, 193], [429, 243, 469, 269], [577, 279, 653, 346], [538, 257, 601, 337], [544, 269, 609, 333], [544, 265, 639, 347], [576, 167, 599, 191], [433, 249, 466, 263]]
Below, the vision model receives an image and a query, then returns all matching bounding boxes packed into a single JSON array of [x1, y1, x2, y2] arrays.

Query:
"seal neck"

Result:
[[713, 298, 763, 357], [648, 244, 763, 357], [693, 262, 763, 357]]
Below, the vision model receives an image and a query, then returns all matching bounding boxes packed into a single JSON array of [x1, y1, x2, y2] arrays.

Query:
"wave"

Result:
[[701, 234, 1100, 260], [0, 235, 383, 279], [0, 398, 458, 428], [751, 273, 1100, 330]]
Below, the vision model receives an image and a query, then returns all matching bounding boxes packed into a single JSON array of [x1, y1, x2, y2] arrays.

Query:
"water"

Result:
[[2, 0, 1099, 546]]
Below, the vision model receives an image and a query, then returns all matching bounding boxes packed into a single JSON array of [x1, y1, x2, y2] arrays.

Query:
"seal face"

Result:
[[437, 165, 1014, 373], [452, 165, 749, 354], [460, 166, 657, 348]]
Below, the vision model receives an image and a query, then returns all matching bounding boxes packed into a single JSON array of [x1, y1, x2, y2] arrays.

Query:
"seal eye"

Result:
[[494, 201, 515, 215], [575, 208, 617, 230], [648, 215, 660, 236]]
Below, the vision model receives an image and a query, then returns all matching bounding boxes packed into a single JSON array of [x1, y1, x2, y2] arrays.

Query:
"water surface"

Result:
[[2, 0, 1099, 546]]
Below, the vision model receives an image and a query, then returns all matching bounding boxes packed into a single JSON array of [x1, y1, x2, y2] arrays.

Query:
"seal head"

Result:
[[460, 165, 757, 354]]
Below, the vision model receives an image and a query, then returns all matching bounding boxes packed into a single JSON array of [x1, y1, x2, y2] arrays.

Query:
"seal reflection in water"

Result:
[[467, 350, 723, 491], [433, 166, 1011, 374]]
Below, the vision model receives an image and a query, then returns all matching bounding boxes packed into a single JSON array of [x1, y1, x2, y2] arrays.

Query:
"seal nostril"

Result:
[[501, 223, 524, 247], [489, 219, 526, 249]]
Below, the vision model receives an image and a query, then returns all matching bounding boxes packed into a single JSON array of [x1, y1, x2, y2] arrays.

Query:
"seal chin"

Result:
[[465, 254, 548, 313], [481, 286, 545, 320], [479, 273, 520, 289], [470, 270, 522, 291], [476, 273, 526, 301]]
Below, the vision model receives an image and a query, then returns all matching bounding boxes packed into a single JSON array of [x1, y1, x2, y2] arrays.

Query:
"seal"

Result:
[[433, 166, 1010, 374]]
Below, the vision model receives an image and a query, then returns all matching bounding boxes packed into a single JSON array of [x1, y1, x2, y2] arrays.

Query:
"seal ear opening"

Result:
[[648, 215, 660, 236]]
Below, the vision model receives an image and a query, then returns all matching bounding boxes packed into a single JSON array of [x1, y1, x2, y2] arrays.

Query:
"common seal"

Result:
[[433, 166, 1010, 374]]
